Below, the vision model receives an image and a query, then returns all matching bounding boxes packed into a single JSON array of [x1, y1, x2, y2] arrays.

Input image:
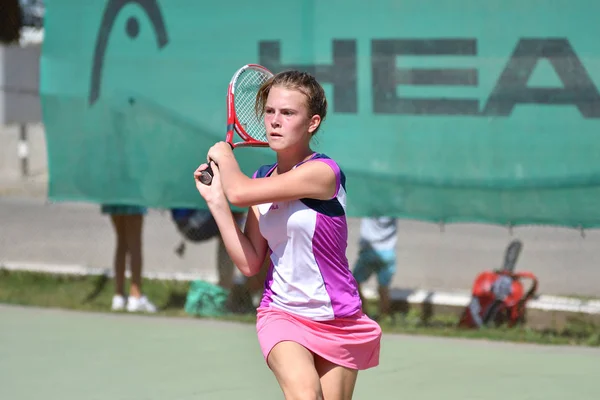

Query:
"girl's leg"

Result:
[[124, 214, 144, 298], [314, 355, 358, 400], [267, 341, 323, 400]]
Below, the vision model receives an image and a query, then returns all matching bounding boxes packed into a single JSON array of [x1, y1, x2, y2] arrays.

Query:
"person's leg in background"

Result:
[[103, 205, 155, 313], [378, 285, 391, 318], [220, 211, 262, 313], [245, 255, 269, 294], [109, 214, 127, 311], [375, 248, 397, 320], [353, 247, 397, 320], [352, 248, 376, 315], [217, 211, 247, 290], [217, 235, 235, 290], [124, 214, 143, 298], [353, 217, 398, 321], [124, 212, 156, 313]]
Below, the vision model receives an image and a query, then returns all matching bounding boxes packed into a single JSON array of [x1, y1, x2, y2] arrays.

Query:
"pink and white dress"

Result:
[[252, 153, 381, 370]]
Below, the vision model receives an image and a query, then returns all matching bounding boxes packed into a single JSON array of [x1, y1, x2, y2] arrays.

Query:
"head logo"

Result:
[[89, 0, 169, 105]]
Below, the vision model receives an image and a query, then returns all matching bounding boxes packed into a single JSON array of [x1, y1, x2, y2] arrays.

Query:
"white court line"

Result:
[[0, 261, 218, 283], [2, 260, 600, 315]]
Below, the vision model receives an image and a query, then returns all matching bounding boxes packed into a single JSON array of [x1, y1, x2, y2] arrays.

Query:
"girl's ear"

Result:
[[308, 115, 321, 134]]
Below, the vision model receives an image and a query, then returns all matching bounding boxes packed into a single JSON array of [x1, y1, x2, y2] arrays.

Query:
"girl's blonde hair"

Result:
[[255, 70, 328, 135]]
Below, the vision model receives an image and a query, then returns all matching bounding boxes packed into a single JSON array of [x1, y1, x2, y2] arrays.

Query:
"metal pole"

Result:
[[18, 124, 29, 177]]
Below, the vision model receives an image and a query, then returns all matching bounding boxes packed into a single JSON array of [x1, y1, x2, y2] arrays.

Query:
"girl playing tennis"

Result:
[[194, 70, 381, 400]]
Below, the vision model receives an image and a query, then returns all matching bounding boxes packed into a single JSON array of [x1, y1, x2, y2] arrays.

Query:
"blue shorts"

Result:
[[352, 248, 396, 287], [101, 204, 147, 215]]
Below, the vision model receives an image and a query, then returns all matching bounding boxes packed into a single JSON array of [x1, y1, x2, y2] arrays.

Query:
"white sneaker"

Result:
[[111, 294, 126, 311], [126, 295, 157, 313]]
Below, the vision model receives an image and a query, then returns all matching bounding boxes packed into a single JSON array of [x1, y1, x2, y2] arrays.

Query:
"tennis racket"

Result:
[[199, 64, 273, 185]]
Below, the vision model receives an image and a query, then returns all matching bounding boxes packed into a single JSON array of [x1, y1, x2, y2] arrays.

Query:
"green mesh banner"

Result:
[[40, 0, 600, 227]]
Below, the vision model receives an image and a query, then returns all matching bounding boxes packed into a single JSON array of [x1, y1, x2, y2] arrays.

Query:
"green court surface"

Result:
[[1, 305, 599, 400]]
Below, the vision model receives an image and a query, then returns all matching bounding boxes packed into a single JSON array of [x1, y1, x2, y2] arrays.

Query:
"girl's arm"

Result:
[[195, 162, 268, 277], [216, 154, 337, 208], [211, 204, 267, 277]]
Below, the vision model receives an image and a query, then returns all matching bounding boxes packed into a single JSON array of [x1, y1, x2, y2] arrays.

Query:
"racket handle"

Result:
[[199, 143, 232, 186], [199, 164, 214, 185]]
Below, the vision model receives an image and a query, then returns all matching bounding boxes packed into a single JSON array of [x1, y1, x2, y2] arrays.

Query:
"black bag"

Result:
[[0, 0, 23, 44], [171, 208, 220, 243]]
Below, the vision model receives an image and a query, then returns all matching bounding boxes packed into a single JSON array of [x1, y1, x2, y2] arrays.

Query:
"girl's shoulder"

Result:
[[252, 162, 278, 179]]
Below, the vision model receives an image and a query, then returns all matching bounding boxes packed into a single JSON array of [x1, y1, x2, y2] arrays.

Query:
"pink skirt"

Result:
[[256, 305, 382, 370]]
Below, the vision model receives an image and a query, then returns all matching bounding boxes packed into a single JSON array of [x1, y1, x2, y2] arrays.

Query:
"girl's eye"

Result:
[[265, 109, 274, 114]]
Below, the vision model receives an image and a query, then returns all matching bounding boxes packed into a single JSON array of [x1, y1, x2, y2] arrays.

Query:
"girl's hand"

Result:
[[194, 161, 227, 208], [206, 142, 234, 166]]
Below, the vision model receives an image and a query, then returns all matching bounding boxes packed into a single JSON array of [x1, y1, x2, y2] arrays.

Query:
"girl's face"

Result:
[[263, 86, 320, 152]]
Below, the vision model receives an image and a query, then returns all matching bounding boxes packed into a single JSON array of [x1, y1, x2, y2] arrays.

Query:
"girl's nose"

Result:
[[270, 113, 281, 127]]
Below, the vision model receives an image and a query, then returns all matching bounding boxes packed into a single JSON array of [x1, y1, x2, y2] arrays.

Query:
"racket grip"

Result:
[[199, 143, 232, 186], [199, 164, 214, 185]]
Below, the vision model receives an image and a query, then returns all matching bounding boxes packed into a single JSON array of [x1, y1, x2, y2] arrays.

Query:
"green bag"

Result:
[[184, 280, 230, 317]]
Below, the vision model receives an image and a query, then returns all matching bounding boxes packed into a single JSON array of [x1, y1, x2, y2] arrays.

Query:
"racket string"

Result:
[[235, 69, 270, 142]]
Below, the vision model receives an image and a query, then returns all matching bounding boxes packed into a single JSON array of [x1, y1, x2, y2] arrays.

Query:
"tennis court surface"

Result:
[[2, 304, 599, 400]]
